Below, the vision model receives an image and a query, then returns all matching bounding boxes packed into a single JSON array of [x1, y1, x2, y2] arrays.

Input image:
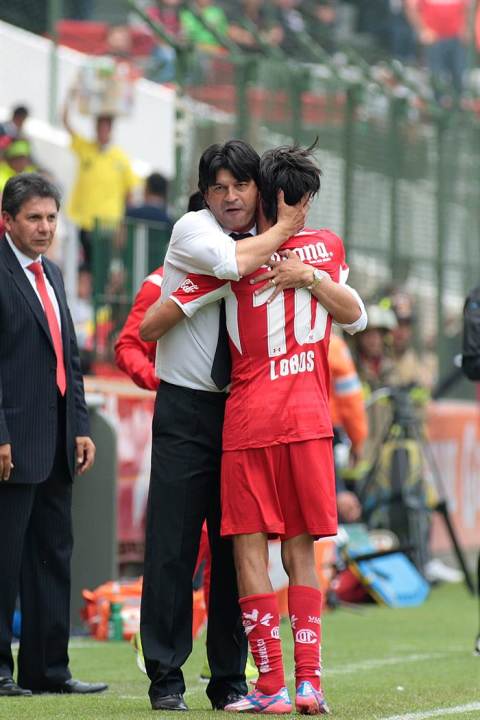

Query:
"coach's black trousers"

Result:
[[140, 382, 247, 704]]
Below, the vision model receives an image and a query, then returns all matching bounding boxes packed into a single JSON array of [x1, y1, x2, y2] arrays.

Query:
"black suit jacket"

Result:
[[0, 237, 90, 484]]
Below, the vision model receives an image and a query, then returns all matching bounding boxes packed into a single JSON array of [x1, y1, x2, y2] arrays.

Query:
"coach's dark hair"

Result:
[[1, 173, 61, 218], [259, 143, 322, 222], [198, 140, 260, 195]]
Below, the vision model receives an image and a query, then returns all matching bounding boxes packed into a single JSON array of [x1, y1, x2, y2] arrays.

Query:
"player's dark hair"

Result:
[[146, 172, 167, 198], [259, 142, 322, 222], [198, 139, 260, 194], [1, 173, 61, 218]]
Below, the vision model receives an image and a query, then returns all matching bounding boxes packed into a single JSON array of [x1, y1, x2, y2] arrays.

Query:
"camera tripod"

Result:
[[357, 385, 474, 595]]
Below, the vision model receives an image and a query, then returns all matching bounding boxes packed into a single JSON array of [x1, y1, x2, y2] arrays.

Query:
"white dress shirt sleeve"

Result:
[[167, 209, 241, 281]]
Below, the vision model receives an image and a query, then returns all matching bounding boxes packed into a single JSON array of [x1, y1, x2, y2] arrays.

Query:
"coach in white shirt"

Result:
[[138, 140, 310, 712]]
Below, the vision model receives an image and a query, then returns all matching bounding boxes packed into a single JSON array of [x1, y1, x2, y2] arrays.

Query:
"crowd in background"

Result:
[[0, 1, 471, 594]]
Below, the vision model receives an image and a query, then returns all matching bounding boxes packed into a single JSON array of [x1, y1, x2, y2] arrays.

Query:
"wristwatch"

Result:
[[307, 268, 327, 290]]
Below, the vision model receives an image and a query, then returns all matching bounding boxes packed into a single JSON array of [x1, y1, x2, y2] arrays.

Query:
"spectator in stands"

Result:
[[273, 0, 306, 56], [126, 172, 173, 226], [180, 0, 229, 52], [386, 0, 418, 62], [125, 172, 174, 271], [0, 140, 36, 193], [62, 90, 138, 269], [405, 0, 470, 100], [147, 0, 182, 83], [0, 105, 29, 147], [309, 0, 338, 53], [227, 0, 283, 53]]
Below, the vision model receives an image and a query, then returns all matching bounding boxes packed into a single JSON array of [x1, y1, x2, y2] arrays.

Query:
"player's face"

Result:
[[3, 196, 57, 259], [204, 169, 258, 232]]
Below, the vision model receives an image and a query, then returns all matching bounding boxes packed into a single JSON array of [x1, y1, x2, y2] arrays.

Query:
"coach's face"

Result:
[[3, 196, 58, 259], [204, 169, 258, 233]]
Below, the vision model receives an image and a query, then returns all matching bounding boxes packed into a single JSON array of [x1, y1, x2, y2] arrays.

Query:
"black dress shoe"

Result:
[[211, 692, 246, 710], [151, 693, 188, 711], [51, 679, 108, 694], [0, 677, 32, 697]]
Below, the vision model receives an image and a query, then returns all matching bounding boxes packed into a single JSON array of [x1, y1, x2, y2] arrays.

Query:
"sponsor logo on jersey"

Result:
[[180, 278, 199, 293], [271, 626, 280, 639], [290, 614, 298, 629], [269, 242, 333, 266], [308, 615, 321, 625], [295, 628, 318, 645]]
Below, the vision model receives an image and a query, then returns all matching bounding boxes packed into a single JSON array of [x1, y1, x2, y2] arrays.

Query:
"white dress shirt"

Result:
[[6, 234, 62, 329], [156, 209, 245, 392]]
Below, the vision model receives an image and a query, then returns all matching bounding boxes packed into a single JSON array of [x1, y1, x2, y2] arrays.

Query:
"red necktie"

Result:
[[28, 261, 67, 395]]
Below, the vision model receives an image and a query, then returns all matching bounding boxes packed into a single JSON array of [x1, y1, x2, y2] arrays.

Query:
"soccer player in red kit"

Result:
[[141, 145, 367, 714]]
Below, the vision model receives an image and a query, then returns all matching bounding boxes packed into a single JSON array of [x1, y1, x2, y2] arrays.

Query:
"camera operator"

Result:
[[352, 299, 462, 584]]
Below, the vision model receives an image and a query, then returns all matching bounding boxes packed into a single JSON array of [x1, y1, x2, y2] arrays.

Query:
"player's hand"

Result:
[[276, 190, 311, 237], [250, 250, 314, 302], [75, 436, 96, 475], [337, 490, 362, 523], [0, 443, 13, 481]]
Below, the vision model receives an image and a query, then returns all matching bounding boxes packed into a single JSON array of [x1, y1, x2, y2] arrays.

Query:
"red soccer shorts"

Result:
[[221, 439, 338, 540]]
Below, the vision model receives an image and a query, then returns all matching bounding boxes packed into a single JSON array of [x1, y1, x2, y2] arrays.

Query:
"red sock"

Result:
[[288, 585, 323, 690], [240, 593, 285, 695]]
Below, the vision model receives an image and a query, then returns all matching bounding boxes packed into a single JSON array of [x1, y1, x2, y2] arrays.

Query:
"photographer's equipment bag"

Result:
[[348, 550, 430, 607]]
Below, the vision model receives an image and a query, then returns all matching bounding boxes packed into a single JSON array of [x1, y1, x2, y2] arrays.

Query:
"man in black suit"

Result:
[[0, 173, 107, 697]]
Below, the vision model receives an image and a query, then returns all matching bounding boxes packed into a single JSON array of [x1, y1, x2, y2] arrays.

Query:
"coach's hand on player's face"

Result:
[[251, 250, 313, 302], [276, 191, 311, 237], [0, 443, 14, 481]]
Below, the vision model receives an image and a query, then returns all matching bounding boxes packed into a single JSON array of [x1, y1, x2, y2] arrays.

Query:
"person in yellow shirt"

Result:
[[0, 140, 36, 193], [62, 95, 138, 269]]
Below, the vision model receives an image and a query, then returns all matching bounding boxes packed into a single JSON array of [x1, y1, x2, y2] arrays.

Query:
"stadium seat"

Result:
[[56, 19, 108, 55]]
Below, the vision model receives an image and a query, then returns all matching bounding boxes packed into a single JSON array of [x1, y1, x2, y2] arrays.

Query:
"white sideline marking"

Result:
[[325, 652, 447, 675], [379, 702, 480, 720]]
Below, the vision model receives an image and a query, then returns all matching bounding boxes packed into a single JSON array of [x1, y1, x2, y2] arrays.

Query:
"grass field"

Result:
[[2, 583, 479, 720]]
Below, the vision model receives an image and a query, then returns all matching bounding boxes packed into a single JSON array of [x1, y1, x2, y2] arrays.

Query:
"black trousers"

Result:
[[140, 382, 247, 704], [0, 401, 72, 690]]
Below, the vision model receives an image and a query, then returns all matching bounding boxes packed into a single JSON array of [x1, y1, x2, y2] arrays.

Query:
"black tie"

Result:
[[211, 232, 252, 390]]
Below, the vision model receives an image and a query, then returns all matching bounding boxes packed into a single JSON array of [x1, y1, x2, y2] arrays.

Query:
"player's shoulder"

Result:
[[281, 227, 345, 262], [300, 227, 344, 246]]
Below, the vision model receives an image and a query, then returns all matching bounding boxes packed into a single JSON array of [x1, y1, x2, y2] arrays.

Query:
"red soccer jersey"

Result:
[[171, 228, 349, 451], [418, 0, 467, 38]]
